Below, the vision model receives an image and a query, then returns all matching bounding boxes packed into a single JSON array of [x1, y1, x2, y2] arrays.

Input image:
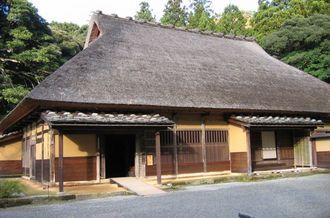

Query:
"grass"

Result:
[[162, 169, 330, 190], [0, 179, 56, 198], [0, 180, 24, 198]]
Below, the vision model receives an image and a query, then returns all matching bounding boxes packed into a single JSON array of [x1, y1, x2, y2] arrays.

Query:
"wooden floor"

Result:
[[111, 177, 165, 196]]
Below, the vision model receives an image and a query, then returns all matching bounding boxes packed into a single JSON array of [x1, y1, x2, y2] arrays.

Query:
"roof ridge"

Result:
[[98, 12, 256, 43]]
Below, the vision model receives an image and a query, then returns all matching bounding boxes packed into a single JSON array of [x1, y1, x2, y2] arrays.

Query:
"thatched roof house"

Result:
[[0, 12, 329, 190], [1, 12, 330, 133]]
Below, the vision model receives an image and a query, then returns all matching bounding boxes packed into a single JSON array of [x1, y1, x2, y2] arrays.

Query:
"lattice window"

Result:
[[205, 130, 228, 144]]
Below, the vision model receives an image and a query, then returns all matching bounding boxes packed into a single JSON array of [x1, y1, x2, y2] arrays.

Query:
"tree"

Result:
[[160, 0, 187, 27], [134, 1, 155, 22], [0, 0, 87, 115], [263, 14, 330, 82], [216, 4, 248, 35], [252, 0, 330, 43], [187, 0, 216, 31], [50, 22, 88, 62]]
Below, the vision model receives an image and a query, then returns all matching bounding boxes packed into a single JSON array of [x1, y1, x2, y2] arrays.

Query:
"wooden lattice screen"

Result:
[[145, 129, 229, 176]]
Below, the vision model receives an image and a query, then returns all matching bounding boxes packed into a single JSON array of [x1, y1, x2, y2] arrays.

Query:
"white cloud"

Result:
[[28, 0, 258, 26]]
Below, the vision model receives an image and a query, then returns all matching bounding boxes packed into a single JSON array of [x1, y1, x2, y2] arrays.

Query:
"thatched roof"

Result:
[[26, 13, 329, 114], [1, 12, 330, 133]]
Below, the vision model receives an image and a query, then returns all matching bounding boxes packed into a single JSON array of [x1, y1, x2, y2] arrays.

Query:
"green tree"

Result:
[[187, 0, 216, 31], [252, 0, 330, 43], [0, 0, 87, 115], [134, 1, 155, 22], [264, 14, 330, 82], [160, 0, 187, 27], [50, 22, 88, 62], [216, 4, 248, 35]]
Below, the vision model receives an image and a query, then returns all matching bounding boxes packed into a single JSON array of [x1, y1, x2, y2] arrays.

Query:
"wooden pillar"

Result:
[[50, 129, 55, 184], [173, 115, 178, 176], [201, 116, 207, 173], [246, 128, 252, 175], [311, 139, 317, 167], [96, 135, 100, 182], [29, 125, 32, 178], [155, 131, 161, 185], [41, 124, 44, 183], [58, 130, 64, 192], [135, 133, 142, 178]]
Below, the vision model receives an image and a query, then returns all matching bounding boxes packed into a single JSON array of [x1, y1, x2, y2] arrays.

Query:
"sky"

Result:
[[29, 0, 259, 26]]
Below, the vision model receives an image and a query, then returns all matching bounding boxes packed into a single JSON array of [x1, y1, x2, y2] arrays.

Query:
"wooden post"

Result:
[[58, 130, 64, 192], [29, 125, 32, 178], [155, 131, 161, 185], [201, 116, 207, 173], [246, 128, 252, 175], [41, 124, 44, 184], [173, 115, 178, 176], [49, 129, 55, 184], [311, 140, 317, 167], [96, 135, 100, 182]]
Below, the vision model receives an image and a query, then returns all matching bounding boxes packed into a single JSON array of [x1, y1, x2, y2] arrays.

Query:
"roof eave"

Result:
[[0, 98, 39, 134]]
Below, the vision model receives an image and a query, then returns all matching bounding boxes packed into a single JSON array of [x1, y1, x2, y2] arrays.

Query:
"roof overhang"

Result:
[[0, 131, 22, 144], [41, 111, 175, 128], [229, 115, 323, 128]]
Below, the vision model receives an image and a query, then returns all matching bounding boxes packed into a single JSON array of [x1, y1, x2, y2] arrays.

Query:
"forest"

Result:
[[0, 0, 329, 117]]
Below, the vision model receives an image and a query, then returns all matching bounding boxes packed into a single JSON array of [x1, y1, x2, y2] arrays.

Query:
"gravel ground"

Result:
[[1, 174, 329, 218]]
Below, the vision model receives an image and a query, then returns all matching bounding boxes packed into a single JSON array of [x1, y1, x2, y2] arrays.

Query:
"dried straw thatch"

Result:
[[27, 13, 329, 114]]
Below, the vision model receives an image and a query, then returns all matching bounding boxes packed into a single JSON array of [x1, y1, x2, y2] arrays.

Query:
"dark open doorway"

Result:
[[105, 134, 136, 178]]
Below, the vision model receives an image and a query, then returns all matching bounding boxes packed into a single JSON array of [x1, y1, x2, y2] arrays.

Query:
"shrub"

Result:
[[0, 180, 23, 198]]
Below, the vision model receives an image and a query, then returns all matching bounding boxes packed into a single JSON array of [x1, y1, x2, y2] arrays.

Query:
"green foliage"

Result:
[[216, 4, 248, 35], [252, 0, 330, 43], [0, 180, 23, 198], [134, 1, 155, 22], [187, 0, 216, 31], [160, 0, 187, 27], [0, 0, 87, 115], [264, 14, 330, 82], [50, 22, 88, 61]]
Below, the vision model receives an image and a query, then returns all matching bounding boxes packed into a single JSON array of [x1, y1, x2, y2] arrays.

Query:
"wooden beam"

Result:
[[311, 139, 317, 167], [58, 130, 64, 192], [246, 128, 252, 175], [155, 131, 161, 185], [172, 115, 178, 176], [50, 129, 55, 184], [96, 135, 100, 182], [201, 116, 207, 173], [41, 124, 44, 184]]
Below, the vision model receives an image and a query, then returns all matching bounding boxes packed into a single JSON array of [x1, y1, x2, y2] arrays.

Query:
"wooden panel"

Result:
[[35, 159, 50, 182], [206, 144, 229, 162], [43, 159, 50, 182], [0, 160, 22, 175], [230, 152, 247, 173], [36, 160, 42, 182], [206, 161, 230, 172], [252, 160, 293, 171], [178, 162, 204, 174], [146, 163, 175, 176], [279, 147, 294, 160], [55, 156, 96, 182], [317, 152, 330, 168]]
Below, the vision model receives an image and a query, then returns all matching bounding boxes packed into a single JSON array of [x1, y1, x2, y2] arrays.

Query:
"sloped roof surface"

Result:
[[27, 14, 330, 113]]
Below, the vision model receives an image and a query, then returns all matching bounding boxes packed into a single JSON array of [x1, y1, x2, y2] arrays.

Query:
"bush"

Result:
[[0, 180, 23, 198]]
